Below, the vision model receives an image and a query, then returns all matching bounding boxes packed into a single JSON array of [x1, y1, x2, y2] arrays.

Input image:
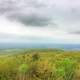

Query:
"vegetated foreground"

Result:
[[0, 49, 80, 80]]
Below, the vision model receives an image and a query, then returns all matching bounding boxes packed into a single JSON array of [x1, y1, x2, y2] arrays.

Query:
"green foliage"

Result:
[[19, 64, 29, 74], [32, 53, 40, 61], [0, 49, 79, 80], [56, 58, 76, 80]]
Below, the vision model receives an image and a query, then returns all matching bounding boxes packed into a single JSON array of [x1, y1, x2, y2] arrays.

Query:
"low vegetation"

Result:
[[0, 49, 79, 80]]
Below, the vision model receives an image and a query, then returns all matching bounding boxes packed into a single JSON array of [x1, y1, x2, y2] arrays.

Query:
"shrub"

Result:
[[32, 53, 40, 61], [19, 64, 29, 74], [56, 58, 76, 80]]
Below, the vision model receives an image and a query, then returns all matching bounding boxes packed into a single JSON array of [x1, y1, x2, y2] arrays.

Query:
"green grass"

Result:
[[0, 49, 79, 80]]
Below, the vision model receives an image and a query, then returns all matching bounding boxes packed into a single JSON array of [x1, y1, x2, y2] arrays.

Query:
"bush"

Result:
[[56, 58, 76, 80], [19, 64, 29, 74]]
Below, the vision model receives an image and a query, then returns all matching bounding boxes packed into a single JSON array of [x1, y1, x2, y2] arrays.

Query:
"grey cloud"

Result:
[[17, 15, 51, 26], [0, 0, 55, 27], [7, 13, 53, 27], [0, 0, 80, 34], [69, 31, 80, 34]]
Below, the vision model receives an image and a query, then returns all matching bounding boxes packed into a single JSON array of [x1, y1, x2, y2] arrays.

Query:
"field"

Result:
[[0, 49, 80, 80]]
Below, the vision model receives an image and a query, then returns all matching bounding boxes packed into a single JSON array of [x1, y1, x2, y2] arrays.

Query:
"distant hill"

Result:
[[0, 43, 80, 50]]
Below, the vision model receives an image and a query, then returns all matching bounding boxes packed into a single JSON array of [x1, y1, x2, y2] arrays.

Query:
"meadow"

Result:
[[0, 49, 80, 80]]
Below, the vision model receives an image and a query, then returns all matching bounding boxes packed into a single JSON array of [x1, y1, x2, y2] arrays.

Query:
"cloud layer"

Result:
[[0, 0, 80, 43]]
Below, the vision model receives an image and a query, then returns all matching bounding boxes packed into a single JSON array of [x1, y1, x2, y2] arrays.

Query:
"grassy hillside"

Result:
[[0, 49, 79, 80]]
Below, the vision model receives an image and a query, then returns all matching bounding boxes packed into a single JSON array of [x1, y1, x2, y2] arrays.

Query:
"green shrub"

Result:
[[19, 63, 29, 74], [56, 58, 76, 80], [32, 53, 40, 61]]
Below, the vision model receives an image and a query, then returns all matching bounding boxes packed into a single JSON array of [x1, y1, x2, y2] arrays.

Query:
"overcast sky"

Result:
[[0, 0, 80, 44]]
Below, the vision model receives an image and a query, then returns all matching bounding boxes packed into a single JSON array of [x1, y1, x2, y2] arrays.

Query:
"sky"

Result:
[[0, 0, 80, 44]]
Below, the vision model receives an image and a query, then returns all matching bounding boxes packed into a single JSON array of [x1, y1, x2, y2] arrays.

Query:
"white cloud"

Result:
[[0, 0, 80, 44], [0, 16, 80, 44]]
